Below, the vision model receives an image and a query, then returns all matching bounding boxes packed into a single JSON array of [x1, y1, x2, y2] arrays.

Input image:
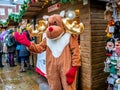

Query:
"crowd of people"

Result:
[[0, 28, 32, 72]]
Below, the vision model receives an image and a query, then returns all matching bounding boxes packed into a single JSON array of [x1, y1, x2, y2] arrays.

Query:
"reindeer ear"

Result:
[[43, 15, 49, 20], [60, 10, 65, 17]]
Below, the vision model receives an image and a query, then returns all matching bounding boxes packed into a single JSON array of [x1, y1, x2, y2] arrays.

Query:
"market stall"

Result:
[[14, 0, 109, 90]]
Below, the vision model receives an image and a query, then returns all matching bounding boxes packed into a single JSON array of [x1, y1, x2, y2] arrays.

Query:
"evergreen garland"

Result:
[[0, 0, 30, 27]]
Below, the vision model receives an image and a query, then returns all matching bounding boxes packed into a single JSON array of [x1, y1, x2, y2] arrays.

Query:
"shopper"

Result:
[[0, 40, 4, 67], [6, 29, 16, 67], [19, 30, 31, 72], [16, 41, 21, 64]]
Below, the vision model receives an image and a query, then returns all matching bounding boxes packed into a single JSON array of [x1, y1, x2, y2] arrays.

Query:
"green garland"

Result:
[[0, 0, 30, 27]]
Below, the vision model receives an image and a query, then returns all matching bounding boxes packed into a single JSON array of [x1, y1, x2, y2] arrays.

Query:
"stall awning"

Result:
[[22, 1, 54, 19]]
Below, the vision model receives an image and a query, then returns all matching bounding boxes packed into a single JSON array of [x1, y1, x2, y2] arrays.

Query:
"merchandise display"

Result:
[[104, 0, 120, 89]]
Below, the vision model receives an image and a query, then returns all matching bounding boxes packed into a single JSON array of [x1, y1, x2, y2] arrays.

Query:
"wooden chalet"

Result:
[[22, 0, 109, 90]]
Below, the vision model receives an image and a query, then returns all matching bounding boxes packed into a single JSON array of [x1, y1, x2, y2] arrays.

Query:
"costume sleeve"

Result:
[[69, 35, 81, 66], [28, 38, 46, 53]]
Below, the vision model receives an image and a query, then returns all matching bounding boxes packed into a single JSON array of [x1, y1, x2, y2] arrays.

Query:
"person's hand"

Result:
[[14, 32, 31, 47], [66, 66, 78, 85]]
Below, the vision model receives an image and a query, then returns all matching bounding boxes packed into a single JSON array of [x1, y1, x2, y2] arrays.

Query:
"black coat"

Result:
[[6, 34, 16, 53], [19, 44, 30, 57], [0, 41, 3, 54]]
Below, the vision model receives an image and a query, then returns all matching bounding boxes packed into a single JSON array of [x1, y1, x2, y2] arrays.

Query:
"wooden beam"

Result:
[[8, 20, 18, 26], [98, 0, 109, 2], [29, 2, 44, 7], [27, 7, 42, 12], [23, 12, 38, 19], [22, 1, 52, 19]]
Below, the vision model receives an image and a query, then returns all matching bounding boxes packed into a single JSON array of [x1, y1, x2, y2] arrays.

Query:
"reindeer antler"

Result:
[[37, 20, 48, 33], [31, 20, 48, 36], [62, 18, 84, 35]]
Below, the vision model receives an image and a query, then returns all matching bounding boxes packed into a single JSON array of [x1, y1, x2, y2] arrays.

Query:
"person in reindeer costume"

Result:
[[14, 12, 83, 90]]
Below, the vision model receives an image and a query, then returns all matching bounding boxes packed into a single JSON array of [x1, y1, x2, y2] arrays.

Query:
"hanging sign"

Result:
[[48, 3, 60, 13]]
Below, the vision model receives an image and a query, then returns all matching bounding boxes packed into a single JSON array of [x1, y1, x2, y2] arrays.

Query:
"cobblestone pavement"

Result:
[[0, 57, 50, 90]]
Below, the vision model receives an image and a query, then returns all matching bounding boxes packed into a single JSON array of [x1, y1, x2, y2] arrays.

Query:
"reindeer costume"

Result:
[[14, 14, 81, 90]]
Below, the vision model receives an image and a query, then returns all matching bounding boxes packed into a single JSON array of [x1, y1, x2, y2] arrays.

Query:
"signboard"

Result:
[[36, 51, 47, 78], [48, 3, 60, 13]]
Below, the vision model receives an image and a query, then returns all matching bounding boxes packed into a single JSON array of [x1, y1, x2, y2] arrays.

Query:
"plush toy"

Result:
[[115, 39, 120, 56], [105, 38, 115, 57], [107, 75, 116, 89], [115, 59, 120, 76], [104, 57, 110, 72], [117, 0, 120, 18], [114, 21, 120, 39], [105, 19, 114, 38], [104, 2, 113, 21], [109, 59, 117, 74], [14, 14, 81, 90]]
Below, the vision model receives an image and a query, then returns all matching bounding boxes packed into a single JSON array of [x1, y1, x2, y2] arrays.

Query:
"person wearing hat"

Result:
[[105, 38, 115, 57]]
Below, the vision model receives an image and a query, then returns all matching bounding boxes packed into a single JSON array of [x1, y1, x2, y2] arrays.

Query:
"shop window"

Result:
[[0, 8, 5, 15], [8, 8, 13, 15], [18, 5, 21, 12]]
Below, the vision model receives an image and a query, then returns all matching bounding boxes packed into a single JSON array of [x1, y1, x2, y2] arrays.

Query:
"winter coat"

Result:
[[19, 30, 31, 57], [0, 41, 3, 54], [6, 33, 16, 53], [19, 44, 30, 57], [16, 41, 21, 51]]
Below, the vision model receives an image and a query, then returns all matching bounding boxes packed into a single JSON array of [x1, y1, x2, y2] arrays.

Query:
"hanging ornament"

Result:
[[113, 21, 120, 39], [104, 2, 113, 21], [105, 38, 115, 57], [105, 19, 115, 38], [83, 0, 88, 5], [104, 57, 110, 72], [109, 59, 117, 74]]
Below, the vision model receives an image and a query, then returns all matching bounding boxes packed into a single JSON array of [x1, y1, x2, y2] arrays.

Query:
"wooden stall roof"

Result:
[[98, 0, 109, 2], [23, 0, 108, 19], [8, 20, 18, 26], [23, 1, 58, 19]]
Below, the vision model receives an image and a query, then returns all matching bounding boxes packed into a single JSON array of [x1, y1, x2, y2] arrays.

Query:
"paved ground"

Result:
[[0, 55, 50, 90]]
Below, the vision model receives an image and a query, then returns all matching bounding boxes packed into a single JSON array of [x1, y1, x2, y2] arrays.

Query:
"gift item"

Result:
[[105, 38, 115, 57], [104, 57, 110, 72], [104, 2, 113, 21], [115, 39, 120, 56], [115, 60, 120, 76], [107, 75, 116, 85], [105, 20, 115, 38], [109, 59, 117, 74], [114, 21, 120, 39], [104, 1, 120, 89]]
